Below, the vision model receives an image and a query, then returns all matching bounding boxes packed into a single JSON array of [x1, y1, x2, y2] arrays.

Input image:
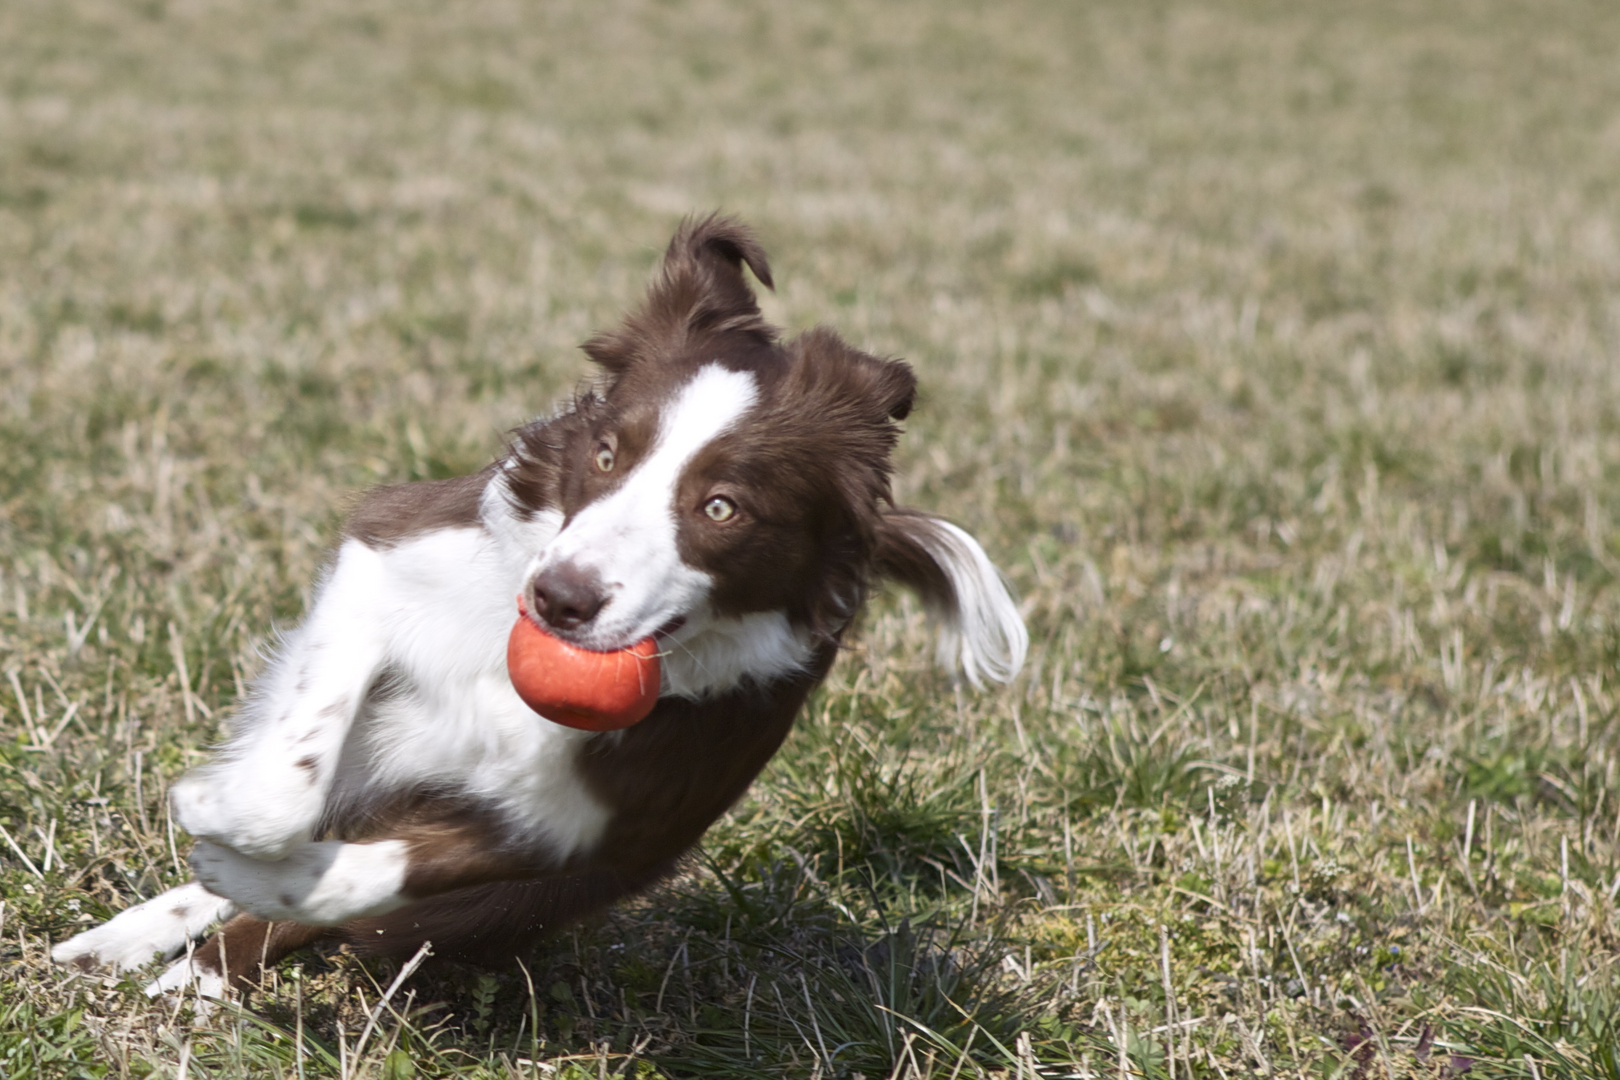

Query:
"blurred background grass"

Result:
[[3, 0, 1620, 1076]]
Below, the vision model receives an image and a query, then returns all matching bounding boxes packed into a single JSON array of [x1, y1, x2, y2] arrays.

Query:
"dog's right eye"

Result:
[[703, 496, 737, 522], [594, 445, 615, 473]]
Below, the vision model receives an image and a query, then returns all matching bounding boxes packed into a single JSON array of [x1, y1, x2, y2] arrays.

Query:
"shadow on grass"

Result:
[[189, 859, 1070, 1080]]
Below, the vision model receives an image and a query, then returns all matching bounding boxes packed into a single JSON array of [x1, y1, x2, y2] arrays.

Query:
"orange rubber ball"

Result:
[[506, 598, 661, 731]]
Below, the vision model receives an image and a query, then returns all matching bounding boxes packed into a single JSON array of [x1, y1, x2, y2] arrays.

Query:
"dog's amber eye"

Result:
[[703, 496, 737, 522], [594, 445, 615, 473]]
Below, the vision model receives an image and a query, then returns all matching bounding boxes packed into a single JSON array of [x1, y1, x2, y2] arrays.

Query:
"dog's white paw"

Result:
[[171, 766, 323, 861], [145, 952, 228, 1011], [52, 883, 236, 973], [190, 838, 410, 925]]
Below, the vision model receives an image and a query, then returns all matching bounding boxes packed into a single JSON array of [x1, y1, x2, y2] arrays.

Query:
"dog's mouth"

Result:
[[523, 602, 688, 653]]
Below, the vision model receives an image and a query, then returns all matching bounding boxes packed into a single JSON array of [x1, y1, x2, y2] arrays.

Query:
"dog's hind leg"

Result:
[[339, 865, 680, 966], [52, 882, 236, 974], [147, 915, 329, 997], [188, 807, 561, 928]]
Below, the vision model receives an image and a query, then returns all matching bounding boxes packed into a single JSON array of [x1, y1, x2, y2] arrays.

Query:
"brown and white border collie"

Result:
[[53, 215, 1026, 996]]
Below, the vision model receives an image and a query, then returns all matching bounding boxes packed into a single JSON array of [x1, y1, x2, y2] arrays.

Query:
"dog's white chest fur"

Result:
[[327, 523, 614, 854], [165, 499, 615, 868]]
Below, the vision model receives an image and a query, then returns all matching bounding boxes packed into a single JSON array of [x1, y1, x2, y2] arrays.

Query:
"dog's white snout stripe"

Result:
[[533, 365, 760, 648]]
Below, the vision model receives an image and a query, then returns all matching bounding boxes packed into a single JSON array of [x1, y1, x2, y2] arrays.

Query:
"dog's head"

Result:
[[502, 216, 917, 690]]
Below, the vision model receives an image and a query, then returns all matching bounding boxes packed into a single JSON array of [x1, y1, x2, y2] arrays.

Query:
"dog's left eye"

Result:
[[703, 496, 737, 522], [594, 445, 615, 473]]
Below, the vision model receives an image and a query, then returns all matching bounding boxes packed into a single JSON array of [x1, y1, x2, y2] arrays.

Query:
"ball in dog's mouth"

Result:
[[507, 596, 661, 731]]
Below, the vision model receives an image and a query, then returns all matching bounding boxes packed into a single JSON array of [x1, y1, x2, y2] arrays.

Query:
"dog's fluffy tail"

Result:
[[875, 509, 1028, 687]]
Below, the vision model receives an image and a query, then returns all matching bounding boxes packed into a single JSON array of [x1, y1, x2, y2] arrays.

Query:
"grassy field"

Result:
[[4, 0, 1620, 1075]]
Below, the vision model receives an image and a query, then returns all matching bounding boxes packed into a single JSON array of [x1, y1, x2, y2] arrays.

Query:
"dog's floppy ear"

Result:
[[788, 326, 916, 424], [874, 509, 1028, 687], [757, 330, 915, 640], [583, 213, 776, 374], [847, 343, 916, 422], [666, 212, 774, 294]]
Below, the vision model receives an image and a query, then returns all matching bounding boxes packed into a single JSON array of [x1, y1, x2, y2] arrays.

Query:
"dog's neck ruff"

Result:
[[656, 610, 815, 700]]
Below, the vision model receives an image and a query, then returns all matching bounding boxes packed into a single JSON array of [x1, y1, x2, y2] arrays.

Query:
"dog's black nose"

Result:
[[529, 565, 607, 632]]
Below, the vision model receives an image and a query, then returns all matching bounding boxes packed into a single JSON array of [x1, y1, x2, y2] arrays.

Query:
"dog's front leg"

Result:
[[51, 882, 237, 973], [146, 915, 328, 998], [154, 808, 548, 993], [171, 541, 393, 860]]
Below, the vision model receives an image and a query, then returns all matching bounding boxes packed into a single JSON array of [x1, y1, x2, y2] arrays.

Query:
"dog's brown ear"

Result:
[[667, 213, 774, 293], [876, 359, 916, 421], [582, 213, 776, 374], [874, 508, 1028, 688], [874, 508, 955, 611], [787, 327, 916, 425]]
